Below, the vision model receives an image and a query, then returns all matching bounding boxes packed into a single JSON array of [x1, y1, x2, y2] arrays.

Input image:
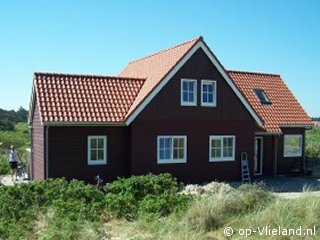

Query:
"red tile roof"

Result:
[[31, 37, 312, 132], [34, 73, 145, 123], [119, 36, 202, 119], [228, 70, 313, 132]]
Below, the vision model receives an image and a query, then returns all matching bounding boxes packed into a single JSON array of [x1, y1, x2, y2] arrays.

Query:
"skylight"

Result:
[[253, 88, 271, 104]]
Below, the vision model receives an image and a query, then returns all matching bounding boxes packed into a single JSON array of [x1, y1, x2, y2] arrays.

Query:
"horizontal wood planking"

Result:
[[48, 126, 129, 183]]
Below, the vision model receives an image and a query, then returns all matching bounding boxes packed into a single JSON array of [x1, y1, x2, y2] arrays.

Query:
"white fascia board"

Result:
[[125, 41, 263, 127]]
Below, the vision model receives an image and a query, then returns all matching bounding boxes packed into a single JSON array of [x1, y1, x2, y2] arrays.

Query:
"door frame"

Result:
[[254, 137, 263, 176]]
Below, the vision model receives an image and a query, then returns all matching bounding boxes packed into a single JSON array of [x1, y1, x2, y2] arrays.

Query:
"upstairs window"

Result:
[[253, 88, 271, 104], [284, 134, 303, 157], [181, 79, 197, 106], [87, 136, 107, 165], [201, 80, 217, 107], [157, 136, 187, 164]]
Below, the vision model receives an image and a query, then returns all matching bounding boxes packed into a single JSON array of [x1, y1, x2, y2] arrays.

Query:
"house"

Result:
[[28, 36, 313, 183]]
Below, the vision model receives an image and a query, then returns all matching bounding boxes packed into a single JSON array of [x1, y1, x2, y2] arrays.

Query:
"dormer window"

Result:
[[253, 88, 271, 104], [181, 79, 197, 106]]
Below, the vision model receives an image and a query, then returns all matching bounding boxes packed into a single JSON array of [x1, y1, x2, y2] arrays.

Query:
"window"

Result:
[[284, 135, 303, 157], [209, 136, 235, 162], [181, 79, 197, 106], [157, 136, 187, 164], [253, 88, 271, 104], [201, 80, 216, 106], [87, 136, 107, 165]]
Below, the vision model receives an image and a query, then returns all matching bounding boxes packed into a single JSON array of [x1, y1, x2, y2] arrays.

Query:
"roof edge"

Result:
[[127, 36, 203, 65], [227, 69, 281, 77], [34, 72, 146, 81]]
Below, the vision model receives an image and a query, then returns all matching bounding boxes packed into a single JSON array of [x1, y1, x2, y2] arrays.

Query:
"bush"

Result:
[[0, 158, 10, 175], [104, 173, 190, 220], [306, 128, 320, 160], [0, 178, 105, 239]]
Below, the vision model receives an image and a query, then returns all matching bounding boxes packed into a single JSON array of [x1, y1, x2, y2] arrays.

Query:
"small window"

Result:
[[201, 80, 217, 107], [181, 79, 197, 106], [253, 88, 271, 104], [209, 136, 235, 162], [87, 136, 107, 165], [284, 135, 303, 157], [157, 136, 187, 164]]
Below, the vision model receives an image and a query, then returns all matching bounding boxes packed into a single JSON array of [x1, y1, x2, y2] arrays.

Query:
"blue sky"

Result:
[[0, 0, 319, 117]]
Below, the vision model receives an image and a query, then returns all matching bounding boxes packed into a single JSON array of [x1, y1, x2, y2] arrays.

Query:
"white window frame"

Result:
[[181, 79, 197, 106], [284, 134, 303, 157], [87, 136, 107, 165], [157, 136, 187, 164], [209, 135, 236, 162], [201, 80, 217, 107]]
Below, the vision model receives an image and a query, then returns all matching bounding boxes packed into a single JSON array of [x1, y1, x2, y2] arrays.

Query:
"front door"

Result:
[[254, 137, 263, 175]]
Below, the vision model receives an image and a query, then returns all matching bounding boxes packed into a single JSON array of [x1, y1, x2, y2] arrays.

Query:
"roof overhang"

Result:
[[280, 124, 314, 129], [42, 122, 126, 127], [124, 40, 263, 127], [255, 132, 282, 136]]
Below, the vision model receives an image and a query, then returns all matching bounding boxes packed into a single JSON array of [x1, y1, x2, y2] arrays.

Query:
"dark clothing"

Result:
[[9, 161, 18, 169]]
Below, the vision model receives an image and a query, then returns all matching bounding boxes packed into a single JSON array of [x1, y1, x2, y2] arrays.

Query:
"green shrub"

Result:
[[306, 128, 320, 160], [0, 157, 10, 175], [0, 178, 105, 239], [104, 173, 190, 220]]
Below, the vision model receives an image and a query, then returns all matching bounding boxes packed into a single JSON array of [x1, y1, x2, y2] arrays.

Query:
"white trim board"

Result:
[[124, 40, 263, 127]]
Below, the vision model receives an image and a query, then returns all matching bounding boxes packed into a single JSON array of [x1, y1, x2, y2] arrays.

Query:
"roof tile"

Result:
[[228, 70, 313, 132], [35, 73, 145, 123]]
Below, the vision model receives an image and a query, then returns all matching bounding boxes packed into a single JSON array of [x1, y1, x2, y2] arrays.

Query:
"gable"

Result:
[[120, 38, 263, 127], [134, 48, 255, 122]]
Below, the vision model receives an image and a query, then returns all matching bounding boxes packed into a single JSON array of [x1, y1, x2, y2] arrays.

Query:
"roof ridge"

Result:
[[34, 72, 146, 81], [128, 36, 203, 65], [227, 69, 280, 77]]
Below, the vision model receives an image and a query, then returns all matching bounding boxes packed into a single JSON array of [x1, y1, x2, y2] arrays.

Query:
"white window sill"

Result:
[[209, 158, 235, 162], [181, 102, 197, 106], [88, 161, 107, 166], [201, 102, 216, 107], [157, 159, 187, 164]]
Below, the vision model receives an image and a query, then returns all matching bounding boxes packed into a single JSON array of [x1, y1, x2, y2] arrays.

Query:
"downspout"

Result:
[[274, 136, 278, 176], [45, 126, 49, 179]]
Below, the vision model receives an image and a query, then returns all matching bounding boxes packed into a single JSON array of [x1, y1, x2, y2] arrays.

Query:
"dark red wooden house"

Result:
[[28, 36, 313, 183]]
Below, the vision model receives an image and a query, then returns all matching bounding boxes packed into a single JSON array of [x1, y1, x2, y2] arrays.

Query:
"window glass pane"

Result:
[[97, 150, 104, 160], [183, 92, 188, 102], [164, 149, 171, 159], [159, 138, 164, 149], [203, 84, 208, 92], [189, 92, 194, 102], [178, 138, 184, 148], [183, 82, 188, 91], [173, 149, 178, 159], [178, 148, 184, 159], [284, 136, 302, 156], [207, 84, 213, 92], [97, 139, 104, 148], [91, 139, 97, 149], [212, 139, 221, 148], [188, 82, 194, 91], [159, 149, 164, 159], [208, 93, 213, 102], [90, 150, 97, 161], [173, 138, 179, 148]]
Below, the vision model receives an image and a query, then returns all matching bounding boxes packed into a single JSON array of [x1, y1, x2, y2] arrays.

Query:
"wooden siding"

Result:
[[48, 126, 129, 183], [31, 99, 45, 180], [131, 48, 256, 183]]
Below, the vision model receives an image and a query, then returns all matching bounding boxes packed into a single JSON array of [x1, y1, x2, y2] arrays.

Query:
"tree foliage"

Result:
[[0, 107, 28, 131]]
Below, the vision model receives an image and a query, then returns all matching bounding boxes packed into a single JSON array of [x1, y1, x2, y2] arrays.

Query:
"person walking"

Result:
[[8, 145, 19, 181]]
